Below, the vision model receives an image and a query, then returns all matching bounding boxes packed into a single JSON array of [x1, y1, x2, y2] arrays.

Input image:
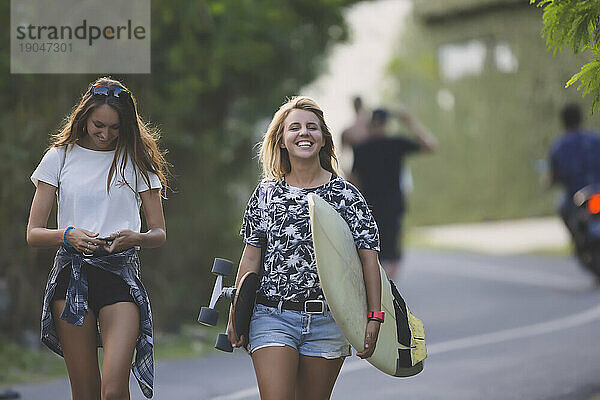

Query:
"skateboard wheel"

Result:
[[212, 258, 234, 276], [215, 333, 233, 352], [198, 307, 219, 326]]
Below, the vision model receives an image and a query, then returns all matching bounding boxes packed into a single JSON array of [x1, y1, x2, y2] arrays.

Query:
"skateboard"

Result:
[[198, 258, 259, 352]]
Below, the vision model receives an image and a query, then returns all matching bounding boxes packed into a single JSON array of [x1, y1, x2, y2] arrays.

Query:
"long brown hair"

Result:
[[259, 96, 339, 180], [50, 77, 169, 197]]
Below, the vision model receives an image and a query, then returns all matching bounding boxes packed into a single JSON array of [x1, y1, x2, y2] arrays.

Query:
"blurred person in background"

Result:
[[341, 96, 370, 150], [229, 96, 383, 399], [548, 103, 600, 252], [352, 107, 437, 279], [26, 77, 169, 399], [341, 96, 370, 182]]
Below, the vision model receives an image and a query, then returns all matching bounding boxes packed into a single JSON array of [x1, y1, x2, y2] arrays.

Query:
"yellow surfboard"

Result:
[[308, 193, 426, 377]]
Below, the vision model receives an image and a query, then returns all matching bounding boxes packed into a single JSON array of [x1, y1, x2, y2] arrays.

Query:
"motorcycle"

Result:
[[570, 184, 600, 279]]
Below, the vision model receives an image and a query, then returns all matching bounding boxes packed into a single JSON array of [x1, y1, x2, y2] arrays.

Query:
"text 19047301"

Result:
[[19, 42, 72, 53]]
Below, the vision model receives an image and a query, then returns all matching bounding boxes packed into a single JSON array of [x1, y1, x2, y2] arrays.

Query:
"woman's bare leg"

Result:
[[252, 346, 299, 400], [296, 355, 344, 400], [52, 300, 101, 400], [98, 302, 140, 400]]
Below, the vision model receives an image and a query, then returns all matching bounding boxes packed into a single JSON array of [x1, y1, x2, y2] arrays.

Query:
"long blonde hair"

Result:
[[259, 96, 338, 180], [50, 77, 169, 197]]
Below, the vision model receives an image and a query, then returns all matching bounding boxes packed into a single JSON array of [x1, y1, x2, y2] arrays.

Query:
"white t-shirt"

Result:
[[31, 144, 162, 237]]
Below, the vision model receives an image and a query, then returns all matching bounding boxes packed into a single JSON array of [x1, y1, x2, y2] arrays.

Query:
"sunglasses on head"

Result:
[[91, 85, 130, 98]]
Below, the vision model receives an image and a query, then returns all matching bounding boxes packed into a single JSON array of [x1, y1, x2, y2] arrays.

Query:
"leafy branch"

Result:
[[532, 0, 600, 112]]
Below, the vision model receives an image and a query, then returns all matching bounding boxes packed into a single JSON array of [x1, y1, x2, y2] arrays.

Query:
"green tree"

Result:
[[0, 0, 365, 338], [532, 0, 600, 113]]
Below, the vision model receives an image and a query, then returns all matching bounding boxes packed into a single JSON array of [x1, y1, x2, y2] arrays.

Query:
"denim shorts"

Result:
[[249, 303, 351, 359]]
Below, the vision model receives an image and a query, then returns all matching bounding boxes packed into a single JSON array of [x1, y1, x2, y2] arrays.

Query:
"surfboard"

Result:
[[308, 193, 426, 377]]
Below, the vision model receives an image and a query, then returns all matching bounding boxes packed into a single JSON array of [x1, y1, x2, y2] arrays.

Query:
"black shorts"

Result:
[[52, 263, 135, 317]]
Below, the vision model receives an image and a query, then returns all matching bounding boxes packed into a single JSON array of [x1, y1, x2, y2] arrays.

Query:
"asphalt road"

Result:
[[7, 249, 600, 400]]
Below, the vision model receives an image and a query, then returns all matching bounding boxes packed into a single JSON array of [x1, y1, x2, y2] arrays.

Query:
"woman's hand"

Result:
[[356, 319, 381, 359], [226, 244, 262, 349], [227, 307, 244, 348], [65, 228, 103, 254], [102, 229, 140, 253]]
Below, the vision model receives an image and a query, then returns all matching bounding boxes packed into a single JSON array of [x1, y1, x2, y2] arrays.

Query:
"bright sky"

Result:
[[302, 0, 412, 172]]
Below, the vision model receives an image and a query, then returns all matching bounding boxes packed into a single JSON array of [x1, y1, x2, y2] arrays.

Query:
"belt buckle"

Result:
[[304, 299, 325, 314]]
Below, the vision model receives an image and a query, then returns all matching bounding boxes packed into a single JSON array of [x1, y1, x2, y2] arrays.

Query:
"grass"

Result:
[[153, 323, 223, 360], [0, 323, 224, 388], [0, 338, 66, 387]]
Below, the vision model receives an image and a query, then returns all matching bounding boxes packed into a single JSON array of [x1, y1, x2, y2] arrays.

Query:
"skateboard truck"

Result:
[[198, 257, 259, 353], [198, 258, 236, 352]]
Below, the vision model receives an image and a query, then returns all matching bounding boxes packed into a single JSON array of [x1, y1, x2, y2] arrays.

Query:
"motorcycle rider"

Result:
[[548, 103, 600, 258]]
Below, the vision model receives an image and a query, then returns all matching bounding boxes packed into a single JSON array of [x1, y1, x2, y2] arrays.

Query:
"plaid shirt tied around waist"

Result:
[[41, 246, 154, 398]]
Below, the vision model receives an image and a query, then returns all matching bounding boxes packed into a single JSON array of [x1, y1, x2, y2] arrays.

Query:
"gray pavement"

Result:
[[6, 246, 600, 400]]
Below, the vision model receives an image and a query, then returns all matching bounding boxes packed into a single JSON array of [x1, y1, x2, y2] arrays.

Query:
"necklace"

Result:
[[285, 171, 332, 189]]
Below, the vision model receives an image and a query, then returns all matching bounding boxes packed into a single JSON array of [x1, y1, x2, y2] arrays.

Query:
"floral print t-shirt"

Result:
[[240, 174, 380, 303]]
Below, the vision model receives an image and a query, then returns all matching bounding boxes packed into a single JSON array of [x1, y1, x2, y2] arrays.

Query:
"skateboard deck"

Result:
[[231, 271, 260, 351], [308, 193, 426, 377]]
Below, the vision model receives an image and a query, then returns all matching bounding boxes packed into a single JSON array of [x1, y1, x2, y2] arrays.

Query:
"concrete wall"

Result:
[[387, 3, 599, 224]]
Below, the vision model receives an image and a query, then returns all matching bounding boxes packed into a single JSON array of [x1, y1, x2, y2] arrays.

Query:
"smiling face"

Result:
[[81, 104, 120, 151], [280, 109, 325, 163]]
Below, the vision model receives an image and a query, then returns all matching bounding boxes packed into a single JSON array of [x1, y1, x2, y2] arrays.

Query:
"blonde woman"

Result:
[[229, 96, 383, 399], [27, 77, 168, 399]]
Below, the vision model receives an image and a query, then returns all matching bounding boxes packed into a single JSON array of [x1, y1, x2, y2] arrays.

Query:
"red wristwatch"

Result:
[[367, 311, 385, 323]]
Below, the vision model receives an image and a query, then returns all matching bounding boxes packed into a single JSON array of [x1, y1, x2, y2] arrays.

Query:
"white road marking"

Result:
[[425, 303, 600, 355], [210, 304, 600, 399], [211, 387, 259, 400]]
